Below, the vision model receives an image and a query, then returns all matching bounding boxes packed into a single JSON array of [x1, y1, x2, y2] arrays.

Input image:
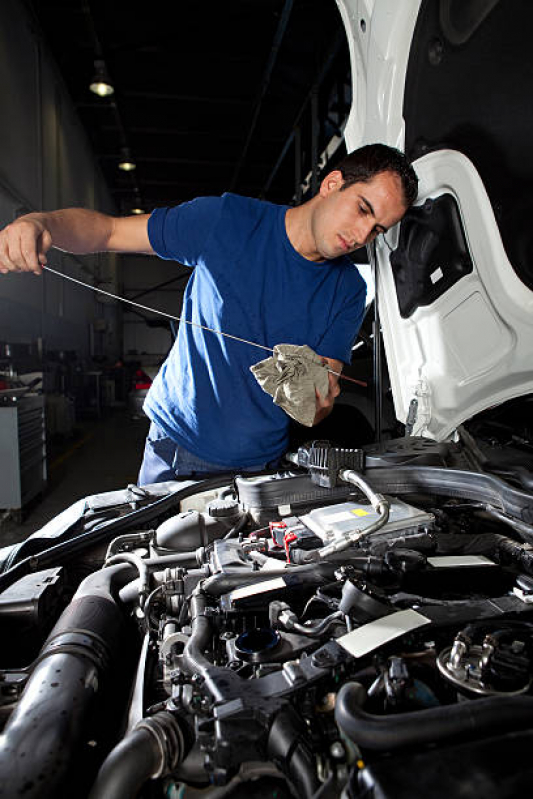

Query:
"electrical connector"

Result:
[[296, 440, 365, 488]]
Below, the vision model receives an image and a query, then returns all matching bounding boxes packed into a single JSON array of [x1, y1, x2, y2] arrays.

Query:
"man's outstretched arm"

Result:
[[0, 209, 153, 275]]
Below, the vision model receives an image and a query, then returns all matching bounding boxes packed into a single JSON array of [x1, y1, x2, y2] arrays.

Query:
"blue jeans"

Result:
[[138, 422, 279, 485]]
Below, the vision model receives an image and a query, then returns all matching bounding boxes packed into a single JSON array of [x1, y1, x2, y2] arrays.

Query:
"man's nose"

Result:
[[356, 218, 377, 245], [347, 219, 375, 249]]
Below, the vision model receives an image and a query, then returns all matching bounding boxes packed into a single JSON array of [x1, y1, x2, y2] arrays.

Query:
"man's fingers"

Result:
[[5, 235, 27, 272], [0, 240, 14, 273], [0, 237, 12, 272], [315, 372, 340, 411], [21, 240, 42, 274], [9, 232, 33, 272], [23, 225, 50, 274], [322, 372, 340, 400], [0, 220, 49, 275], [315, 386, 332, 408], [329, 373, 341, 398], [40, 229, 52, 258]]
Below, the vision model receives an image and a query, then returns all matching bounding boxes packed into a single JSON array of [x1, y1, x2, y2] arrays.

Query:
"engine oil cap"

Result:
[[234, 627, 281, 663]]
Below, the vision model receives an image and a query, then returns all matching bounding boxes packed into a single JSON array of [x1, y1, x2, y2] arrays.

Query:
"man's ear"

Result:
[[319, 170, 344, 197]]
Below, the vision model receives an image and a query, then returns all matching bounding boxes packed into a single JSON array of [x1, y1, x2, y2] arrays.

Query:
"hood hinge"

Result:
[[405, 377, 432, 437]]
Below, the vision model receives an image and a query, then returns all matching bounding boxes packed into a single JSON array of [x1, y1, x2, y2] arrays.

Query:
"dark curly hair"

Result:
[[337, 143, 418, 207]]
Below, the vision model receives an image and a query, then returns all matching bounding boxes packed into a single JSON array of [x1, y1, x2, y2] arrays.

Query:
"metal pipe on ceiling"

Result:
[[261, 29, 345, 198]]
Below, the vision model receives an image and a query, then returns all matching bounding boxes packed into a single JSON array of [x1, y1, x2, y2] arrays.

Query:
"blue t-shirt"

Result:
[[144, 193, 366, 468]]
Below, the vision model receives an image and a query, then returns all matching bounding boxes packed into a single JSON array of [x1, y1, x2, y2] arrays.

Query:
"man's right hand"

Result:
[[0, 214, 52, 275], [0, 209, 154, 276]]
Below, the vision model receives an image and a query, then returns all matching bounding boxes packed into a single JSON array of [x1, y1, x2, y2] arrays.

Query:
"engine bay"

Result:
[[2, 435, 533, 798]]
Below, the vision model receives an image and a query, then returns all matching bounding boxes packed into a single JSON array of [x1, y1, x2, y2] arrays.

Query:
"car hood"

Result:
[[337, 0, 533, 440], [378, 148, 533, 441]]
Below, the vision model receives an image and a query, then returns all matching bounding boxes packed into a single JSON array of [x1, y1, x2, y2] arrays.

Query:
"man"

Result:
[[0, 143, 417, 483]]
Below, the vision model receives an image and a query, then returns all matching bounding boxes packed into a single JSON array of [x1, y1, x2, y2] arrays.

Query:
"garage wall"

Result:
[[0, 0, 120, 361], [120, 254, 191, 365]]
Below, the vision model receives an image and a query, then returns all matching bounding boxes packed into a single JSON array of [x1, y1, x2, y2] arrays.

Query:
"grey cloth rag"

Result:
[[250, 343, 330, 427]]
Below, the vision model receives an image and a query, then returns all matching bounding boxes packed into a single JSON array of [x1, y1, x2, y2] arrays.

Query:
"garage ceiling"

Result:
[[27, 0, 351, 214]]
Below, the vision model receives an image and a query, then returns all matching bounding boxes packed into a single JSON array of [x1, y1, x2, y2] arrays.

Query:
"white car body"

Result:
[[337, 0, 533, 441]]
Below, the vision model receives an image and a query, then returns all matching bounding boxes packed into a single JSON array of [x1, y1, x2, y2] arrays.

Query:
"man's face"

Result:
[[310, 170, 408, 261]]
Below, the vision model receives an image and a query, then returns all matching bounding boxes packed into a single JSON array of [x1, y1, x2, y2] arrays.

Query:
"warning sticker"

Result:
[[337, 609, 431, 658], [230, 577, 286, 601]]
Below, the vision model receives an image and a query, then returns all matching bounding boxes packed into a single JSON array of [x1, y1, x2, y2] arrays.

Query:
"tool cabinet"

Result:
[[0, 393, 47, 512]]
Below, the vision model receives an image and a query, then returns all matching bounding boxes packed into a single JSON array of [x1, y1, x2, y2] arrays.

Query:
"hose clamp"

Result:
[[135, 711, 185, 778]]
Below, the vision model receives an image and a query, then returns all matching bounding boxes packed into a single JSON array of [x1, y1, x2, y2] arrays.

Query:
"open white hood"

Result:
[[378, 149, 533, 440], [337, 0, 533, 440]]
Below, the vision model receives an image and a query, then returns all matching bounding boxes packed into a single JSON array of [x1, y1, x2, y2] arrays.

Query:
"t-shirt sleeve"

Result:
[[147, 196, 223, 265], [315, 269, 367, 364]]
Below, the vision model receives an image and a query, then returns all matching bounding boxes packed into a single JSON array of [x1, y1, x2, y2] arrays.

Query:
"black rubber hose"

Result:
[[460, 619, 533, 641], [335, 681, 533, 751], [144, 551, 200, 567], [268, 707, 320, 798], [0, 652, 100, 799], [88, 727, 160, 799], [287, 743, 320, 798], [182, 591, 212, 676], [180, 591, 245, 703], [202, 563, 336, 597], [514, 466, 533, 493], [365, 466, 533, 524], [494, 535, 533, 572], [0, 565, 128, 799], [434, 531, 533, 575], [223, 510, 250, 539], [88, 710, 186, 799], [485, 464, 533, 493], [483, 506, 533, 542]]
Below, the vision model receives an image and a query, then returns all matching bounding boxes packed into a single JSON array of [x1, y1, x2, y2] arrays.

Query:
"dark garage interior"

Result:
[[2, 2, 533, 798], [0, 0, 355, 542]]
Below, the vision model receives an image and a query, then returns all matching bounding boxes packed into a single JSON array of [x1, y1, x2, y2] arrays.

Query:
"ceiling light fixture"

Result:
[[130, 207, 144, 215], [89, 59, 114, 97], [118, 147, 136, 172]]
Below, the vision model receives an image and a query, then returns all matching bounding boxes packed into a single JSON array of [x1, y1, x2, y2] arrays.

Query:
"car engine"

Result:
[[2, 435, 533, 798]]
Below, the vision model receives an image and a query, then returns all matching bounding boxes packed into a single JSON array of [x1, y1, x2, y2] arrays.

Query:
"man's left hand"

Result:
[[313, 359, 342, 425]]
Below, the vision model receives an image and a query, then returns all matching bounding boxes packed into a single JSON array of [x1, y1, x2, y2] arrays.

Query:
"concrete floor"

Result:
[[0, 409, 150, 546]]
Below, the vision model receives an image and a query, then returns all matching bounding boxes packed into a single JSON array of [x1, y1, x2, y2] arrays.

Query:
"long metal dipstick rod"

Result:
[[42, 265, 366, 387], [43, 265, 273, 353]]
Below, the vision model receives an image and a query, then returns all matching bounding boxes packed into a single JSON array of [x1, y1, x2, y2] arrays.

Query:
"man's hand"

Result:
[[0, 214, 52, 275], [0, 209, 153, 277], [313, 359, 342, 425]]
